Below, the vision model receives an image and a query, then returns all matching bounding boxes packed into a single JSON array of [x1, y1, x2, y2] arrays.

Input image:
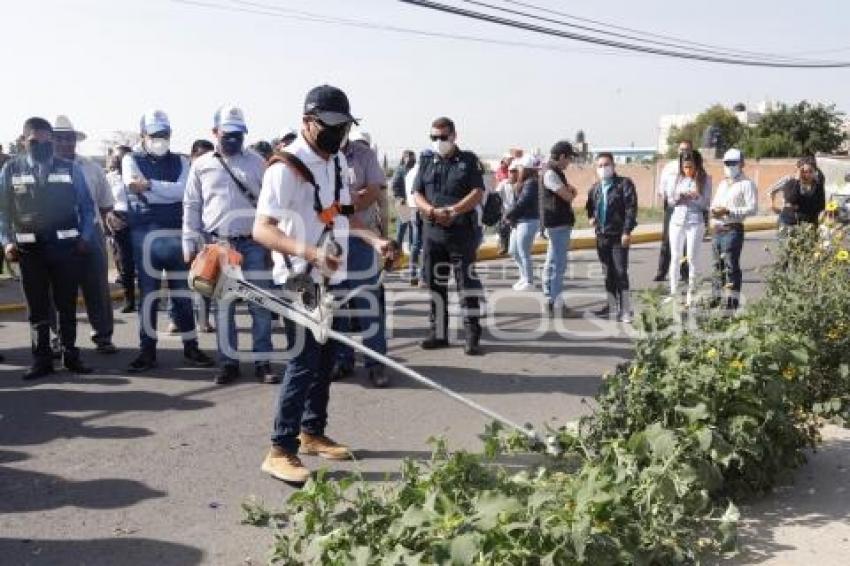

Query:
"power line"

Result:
[[490, 0, 820, 64], [169, 0, 641, 58], [397, 0, 850, 68]]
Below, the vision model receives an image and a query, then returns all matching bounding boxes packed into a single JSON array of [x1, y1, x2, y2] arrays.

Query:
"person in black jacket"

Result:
[[772, 157, 825, 228], [586, 153, 638, 323], [505, 155, 540, 291]]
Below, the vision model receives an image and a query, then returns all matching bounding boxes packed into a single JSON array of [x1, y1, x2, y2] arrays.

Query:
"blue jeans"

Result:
[[272, 297, 342, 452], [409, 211, 424, 280], [129, 204, 196, 353], [542, 225, 573, 305], [712, 225, 745, 305], [509, 219, 540, 283], [215, 239, 273, 367], [395, 219, 411, 249], [336, 237, 387, 369]]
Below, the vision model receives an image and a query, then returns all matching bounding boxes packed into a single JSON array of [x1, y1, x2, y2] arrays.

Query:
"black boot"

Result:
[[420, 330, 449, 350], [184, 343, 215, 367], [215, 364, 240, 385], [64, 349, 93, 374], [463, 321, 483, 356], [121, 287, 136, 314], [128, 349, 157, 373], [23, 359, 54, 381]]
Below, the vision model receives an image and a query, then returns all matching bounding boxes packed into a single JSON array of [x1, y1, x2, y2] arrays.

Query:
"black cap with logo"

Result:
[[303, 85, 359, 126]]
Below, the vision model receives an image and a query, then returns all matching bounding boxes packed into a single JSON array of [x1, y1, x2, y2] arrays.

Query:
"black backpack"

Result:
[[481, 191, 503, 227]]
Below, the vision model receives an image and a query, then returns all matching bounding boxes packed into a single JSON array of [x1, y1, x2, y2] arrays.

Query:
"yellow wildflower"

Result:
[[706, 348, 718, 360], [782, 367, 797, 381], [730, 360, 744, 371], [826, 200, 839, 213], [836, 249, 849, 263]]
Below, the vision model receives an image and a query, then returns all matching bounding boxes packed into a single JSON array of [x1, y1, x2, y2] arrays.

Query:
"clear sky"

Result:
[[2, 0, 849, 159]]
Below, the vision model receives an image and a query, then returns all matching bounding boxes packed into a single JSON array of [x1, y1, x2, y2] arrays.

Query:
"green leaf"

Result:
[[644, 423, 678, 460], [449, 533, 481, 565], [473, 492, 522, 530], [676, 402, 710, 423]]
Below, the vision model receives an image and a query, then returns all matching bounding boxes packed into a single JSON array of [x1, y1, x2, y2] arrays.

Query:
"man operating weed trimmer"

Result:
[[189, 85, 553, 485], [248, 85, 397, 484]]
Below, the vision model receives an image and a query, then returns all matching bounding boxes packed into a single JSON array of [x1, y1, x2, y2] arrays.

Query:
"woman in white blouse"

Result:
[[664, 150, 711, 305]]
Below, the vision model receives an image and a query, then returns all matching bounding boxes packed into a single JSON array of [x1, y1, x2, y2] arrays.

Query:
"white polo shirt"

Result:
[[257, 135, 350, 286]]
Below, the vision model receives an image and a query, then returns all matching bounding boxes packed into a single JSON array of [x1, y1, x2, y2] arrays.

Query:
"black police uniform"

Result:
[[412, 148, 485, 350], [0, 156, 91, 374]]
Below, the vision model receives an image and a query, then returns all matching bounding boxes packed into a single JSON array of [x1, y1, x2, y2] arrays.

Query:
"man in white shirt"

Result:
[[710, 148, 758, 309], [253, 85, 395, 484], [122, 110, 214, 372], [53, 115, 118, 354], [183, 105, 276, 386], [405, 154, 426, 286]]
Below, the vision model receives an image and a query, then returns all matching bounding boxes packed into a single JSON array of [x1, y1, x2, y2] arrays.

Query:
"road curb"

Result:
[[0, 218, 777, 314]]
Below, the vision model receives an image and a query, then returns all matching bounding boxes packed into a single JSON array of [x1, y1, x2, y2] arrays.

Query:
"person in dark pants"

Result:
[[253, 85, 396, 484], [412, 117, 486, 355], [710, 148, 758, 310], [654, 139, 693, 282], [586, 152, 638, 323], [53, 115, 118, 354], [105, 145, 137, 313], [121, 110, 214, 372], [0, 117, 95, 380]]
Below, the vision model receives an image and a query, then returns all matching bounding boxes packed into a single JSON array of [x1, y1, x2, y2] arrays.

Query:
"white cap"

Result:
[[350, 129, 372, 146], [140, 109, 171, 135], [516, 154, 538, 169], [723, 148, 743, 163], [214, 104, 248, 134], [53, 115, 86, 141]]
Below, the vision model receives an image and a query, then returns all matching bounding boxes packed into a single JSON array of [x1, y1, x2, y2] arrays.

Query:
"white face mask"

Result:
[[146, 138, 170, 157], [724, 164, 741, 179], [597, 165, 614, 179], [432, 140, 453, 157]]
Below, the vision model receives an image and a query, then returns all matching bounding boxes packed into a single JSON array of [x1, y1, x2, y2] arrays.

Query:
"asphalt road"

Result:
[[2, 231, 846, 566]]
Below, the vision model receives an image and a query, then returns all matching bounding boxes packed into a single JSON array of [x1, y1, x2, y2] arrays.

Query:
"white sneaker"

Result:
[[512, 280, 533, 291]]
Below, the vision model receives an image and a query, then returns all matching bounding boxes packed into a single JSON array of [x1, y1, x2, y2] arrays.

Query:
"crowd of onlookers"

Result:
[[0, 85, 838, 482]]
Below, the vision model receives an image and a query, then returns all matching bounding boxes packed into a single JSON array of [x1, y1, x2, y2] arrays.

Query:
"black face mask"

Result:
[[220, 132, 244, 156], [315, 123, 349, 154], [28, 140, 54, 163]]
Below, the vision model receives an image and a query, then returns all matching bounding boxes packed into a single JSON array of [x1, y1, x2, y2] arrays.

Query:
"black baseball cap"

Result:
[[303, 85, 359, 126], [550, 140, 576, 158]]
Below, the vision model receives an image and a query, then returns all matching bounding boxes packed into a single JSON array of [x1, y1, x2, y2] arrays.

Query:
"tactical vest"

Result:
[[132, 151, 183, 184], [7, 156, 80, 244], [540, 164, 575, 229]]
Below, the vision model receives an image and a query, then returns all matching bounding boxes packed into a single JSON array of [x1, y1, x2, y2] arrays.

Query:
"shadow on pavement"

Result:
[[726, 431, 850, 565], [0, 537, 203, 566], [0, 388, 212, 447], [0, 466, 166, 514]]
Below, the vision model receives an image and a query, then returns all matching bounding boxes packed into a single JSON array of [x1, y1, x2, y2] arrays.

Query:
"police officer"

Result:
[[412, 116, 486, 356], [0, 117, 95, 380], [121, 110, 214, 372]]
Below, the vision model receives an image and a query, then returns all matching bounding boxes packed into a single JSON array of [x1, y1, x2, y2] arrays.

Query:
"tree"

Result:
[[666, 105, 744, 157], [741, 101, 845, 158]]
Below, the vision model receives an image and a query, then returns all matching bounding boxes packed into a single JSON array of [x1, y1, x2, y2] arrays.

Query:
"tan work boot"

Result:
[[298, 433, 352, 460], [261, 446, 311, 484]]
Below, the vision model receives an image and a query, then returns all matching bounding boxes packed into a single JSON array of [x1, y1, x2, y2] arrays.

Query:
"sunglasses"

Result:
[[429, 134, 450, 142]]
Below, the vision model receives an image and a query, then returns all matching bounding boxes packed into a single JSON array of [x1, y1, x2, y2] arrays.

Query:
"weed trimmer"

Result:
[[188, 243, 556, 452]]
